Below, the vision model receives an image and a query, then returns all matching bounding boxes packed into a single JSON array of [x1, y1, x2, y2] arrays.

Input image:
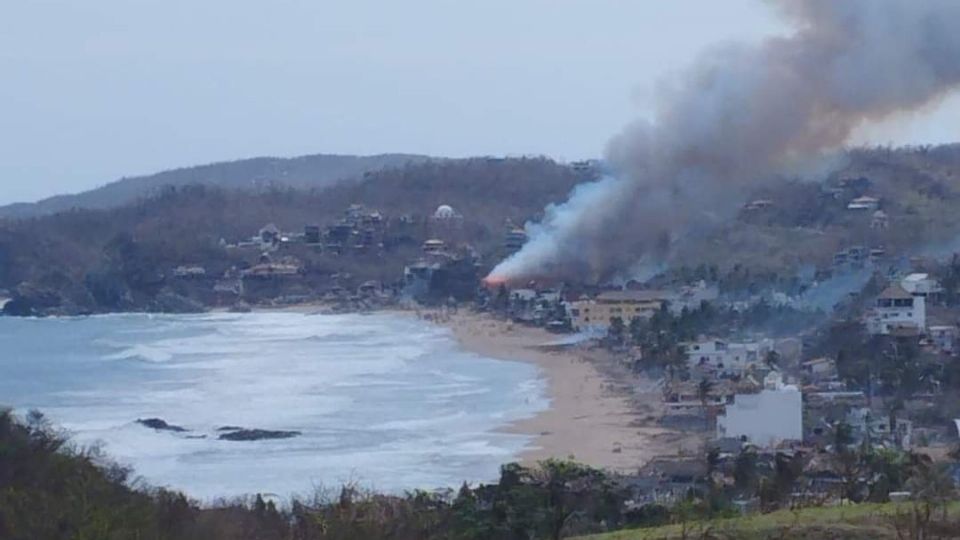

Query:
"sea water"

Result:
[[0, 311, 548, 500]]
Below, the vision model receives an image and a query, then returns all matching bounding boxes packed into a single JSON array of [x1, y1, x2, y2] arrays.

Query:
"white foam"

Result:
[[0, 312, 548, 501]]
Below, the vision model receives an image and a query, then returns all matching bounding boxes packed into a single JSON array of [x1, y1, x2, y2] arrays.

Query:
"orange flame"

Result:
[[482, 275, 507, 288]]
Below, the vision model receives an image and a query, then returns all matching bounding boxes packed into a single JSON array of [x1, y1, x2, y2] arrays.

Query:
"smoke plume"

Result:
[[488, 0, 960, 284]]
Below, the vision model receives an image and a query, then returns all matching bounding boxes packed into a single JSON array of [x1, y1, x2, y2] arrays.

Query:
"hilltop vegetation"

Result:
[[0, 153, 429, 219], [673, 144, 960, 274], [577, 502, 960, 540]]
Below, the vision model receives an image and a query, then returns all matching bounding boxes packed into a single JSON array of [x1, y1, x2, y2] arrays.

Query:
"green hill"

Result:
[[576, 502, 960, 540], [0, 153, 430, 219]]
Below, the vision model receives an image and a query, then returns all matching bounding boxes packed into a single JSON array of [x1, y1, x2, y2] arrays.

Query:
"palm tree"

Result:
[[764, 350, 781, 371], [697, 377, 715, 411]]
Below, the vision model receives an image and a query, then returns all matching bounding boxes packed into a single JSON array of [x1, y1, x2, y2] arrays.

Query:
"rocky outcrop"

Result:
[[136, 418, 188, 432], [217, 428, 301, 441]]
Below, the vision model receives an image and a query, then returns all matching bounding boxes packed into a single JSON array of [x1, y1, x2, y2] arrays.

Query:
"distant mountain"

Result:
[[0, 153, 430, 219]]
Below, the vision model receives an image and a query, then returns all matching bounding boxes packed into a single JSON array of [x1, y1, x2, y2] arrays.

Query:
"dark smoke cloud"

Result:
[[489, 0, 960, 284]]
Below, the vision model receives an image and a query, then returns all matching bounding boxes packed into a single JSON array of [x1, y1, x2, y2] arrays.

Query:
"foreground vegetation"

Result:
[[578, 502, 960, 540], [4, 408, 960, 539]]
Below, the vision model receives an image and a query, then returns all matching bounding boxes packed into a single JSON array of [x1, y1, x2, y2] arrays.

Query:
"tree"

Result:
[[734, 447, 759, 494], [697, 378, 715, 412], [608, 316, 626, 345], [764, 350, 781, 371]]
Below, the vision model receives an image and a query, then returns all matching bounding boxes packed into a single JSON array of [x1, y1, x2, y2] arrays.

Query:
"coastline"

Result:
[[432, 310, 700, 473], [39, 304, 699, 474]]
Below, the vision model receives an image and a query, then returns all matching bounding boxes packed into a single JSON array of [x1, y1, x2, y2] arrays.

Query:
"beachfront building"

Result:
[[684, 338, 774, 377], [716, 373, 803, 447], [567, 290, 668, 332]]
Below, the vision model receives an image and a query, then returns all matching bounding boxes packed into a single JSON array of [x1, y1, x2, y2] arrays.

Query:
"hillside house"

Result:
[[846, 407, 913, 448], [866, 284, 926, 335], [743, 199, 774, 211], [900, 273, 943, 299], [567, 290, 667, 332], [871, 209, 889, 230], [928, 325, 958, 353], [716, 373, 803, 447], [173, 265, 206, 279], [432, 204, 462, 222], [304, 225, 321, 244], [259, 224, 281, 247], [242, 257, 302, 279], [504, 227, 527, 253], [847, 196, 880, 211], [801, 357, 837, 381], [422, 239, 446, 254]]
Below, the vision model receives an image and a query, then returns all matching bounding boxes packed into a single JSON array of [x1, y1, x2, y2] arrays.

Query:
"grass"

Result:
[[575, 502, 960, 540]]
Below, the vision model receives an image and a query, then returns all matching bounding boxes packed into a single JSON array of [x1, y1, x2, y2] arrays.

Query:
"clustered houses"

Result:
[[167, 202, 494, 310]]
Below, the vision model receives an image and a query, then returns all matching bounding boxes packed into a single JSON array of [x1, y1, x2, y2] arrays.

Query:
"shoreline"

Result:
[[432, 310, 700, 473], [9, 304, 699, 474]]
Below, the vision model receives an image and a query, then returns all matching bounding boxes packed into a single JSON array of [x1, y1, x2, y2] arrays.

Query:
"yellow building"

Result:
[[567, 290, 668, 331]]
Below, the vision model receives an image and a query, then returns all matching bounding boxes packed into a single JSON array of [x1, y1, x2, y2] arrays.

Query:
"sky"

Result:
[[2, 1, 960, 205]]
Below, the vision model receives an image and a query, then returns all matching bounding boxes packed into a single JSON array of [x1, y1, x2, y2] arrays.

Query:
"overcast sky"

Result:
[[2, 1, 959, 205]]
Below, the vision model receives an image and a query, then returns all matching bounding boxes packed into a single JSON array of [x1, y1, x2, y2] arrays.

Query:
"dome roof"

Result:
[[434, 204, 458, 219]]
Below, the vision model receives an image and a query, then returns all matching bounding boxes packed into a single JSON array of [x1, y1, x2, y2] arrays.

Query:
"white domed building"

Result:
[[430, 204, 463, 239], [433, 204, 461, 221]]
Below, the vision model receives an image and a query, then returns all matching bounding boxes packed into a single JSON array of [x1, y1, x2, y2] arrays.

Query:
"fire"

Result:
[[481, 275, 507, 288]]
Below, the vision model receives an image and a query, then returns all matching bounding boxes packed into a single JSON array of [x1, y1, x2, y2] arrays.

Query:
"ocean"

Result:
[[0, 311, 548, 501]]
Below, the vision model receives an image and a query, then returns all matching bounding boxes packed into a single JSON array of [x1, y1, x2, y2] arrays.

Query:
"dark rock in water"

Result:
[[137, 418, 188, 432], [217, 429, 301, 441], [216, 426, 245, 432]]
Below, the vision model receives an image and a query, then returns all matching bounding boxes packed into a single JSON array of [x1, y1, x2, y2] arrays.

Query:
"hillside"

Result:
[[0, 156, 589, 314], [575, 502, 960, 540], [671, 144, 960, 274], [0, 153, 430, 219]]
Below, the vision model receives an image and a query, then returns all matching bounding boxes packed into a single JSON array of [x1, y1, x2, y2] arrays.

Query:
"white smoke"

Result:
[[489, 0, 960, 284]]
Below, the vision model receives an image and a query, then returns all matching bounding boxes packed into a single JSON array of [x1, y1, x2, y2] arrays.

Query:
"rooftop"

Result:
[[596, 290, 669, 303], [878, 284, 913, 300]]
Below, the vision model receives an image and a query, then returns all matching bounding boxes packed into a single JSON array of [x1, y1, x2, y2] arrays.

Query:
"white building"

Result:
[[900, 273, 942, 298], [685, 338, 773, 377], [847, 196, 880, 211], [716, 374, 803, 447], [866, 284, 926, 335], [928, 325, 958, 353]]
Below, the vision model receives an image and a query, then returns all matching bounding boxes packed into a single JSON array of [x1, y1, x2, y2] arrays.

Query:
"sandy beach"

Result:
[[434, 311, 700, 473]]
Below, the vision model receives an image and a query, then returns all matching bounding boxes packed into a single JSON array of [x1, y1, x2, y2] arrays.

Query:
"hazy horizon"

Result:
[[3, 0, 960, 206]]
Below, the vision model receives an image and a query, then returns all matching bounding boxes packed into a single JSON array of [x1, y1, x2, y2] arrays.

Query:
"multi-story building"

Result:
[[567, 290, 667, 331]]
